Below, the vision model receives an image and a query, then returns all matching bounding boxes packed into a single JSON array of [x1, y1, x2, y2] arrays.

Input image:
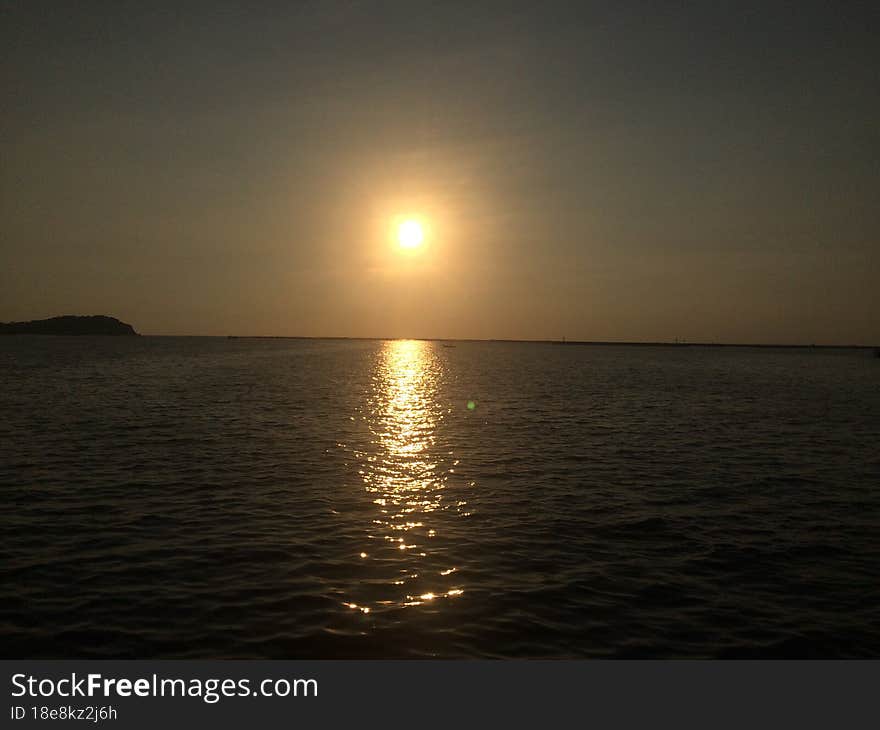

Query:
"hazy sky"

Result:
[[2, 1, 878, 342]]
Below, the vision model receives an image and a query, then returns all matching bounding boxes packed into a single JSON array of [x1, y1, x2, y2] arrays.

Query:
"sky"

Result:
[[1, 1, 878, 343]]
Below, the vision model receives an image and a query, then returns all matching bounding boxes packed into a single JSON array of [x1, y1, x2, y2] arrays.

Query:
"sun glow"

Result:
[[397, 219, 424, 249]]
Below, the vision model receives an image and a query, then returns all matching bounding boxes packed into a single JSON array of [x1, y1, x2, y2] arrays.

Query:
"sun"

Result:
[[397, 219, 424, 249]]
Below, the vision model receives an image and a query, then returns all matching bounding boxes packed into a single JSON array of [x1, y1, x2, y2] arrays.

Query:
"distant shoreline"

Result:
[[168, 335, 879, 349], [2, 317, 874, 348]]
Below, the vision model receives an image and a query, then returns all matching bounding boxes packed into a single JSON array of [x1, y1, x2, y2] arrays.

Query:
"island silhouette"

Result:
[[0, 315, 138, 336]]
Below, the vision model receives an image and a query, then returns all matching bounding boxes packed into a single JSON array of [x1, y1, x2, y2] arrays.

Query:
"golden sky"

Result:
[[1, 2, 877, 343]]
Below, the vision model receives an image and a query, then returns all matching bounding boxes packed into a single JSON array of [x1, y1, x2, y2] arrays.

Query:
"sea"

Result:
[[1, 336, 878, 658]]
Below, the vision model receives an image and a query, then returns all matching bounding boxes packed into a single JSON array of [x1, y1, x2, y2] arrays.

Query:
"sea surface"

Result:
[[1, 337, 878, 658]]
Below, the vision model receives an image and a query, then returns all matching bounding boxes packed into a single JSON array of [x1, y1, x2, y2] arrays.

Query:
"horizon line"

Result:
[[139, 334, 880, 349]]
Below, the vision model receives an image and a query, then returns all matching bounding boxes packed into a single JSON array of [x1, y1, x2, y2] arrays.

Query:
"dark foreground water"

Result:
[[1, 337, 878, 658]]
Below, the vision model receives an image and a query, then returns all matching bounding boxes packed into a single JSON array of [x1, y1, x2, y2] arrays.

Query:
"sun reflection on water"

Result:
[[344, 339, 466, 614]]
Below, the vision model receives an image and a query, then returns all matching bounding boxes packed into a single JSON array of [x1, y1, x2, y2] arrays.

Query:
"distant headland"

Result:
[[0, 315, 138, 336]]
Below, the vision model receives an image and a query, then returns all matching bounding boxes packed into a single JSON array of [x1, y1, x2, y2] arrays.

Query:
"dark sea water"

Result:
[[1, 337, 878, 658]]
